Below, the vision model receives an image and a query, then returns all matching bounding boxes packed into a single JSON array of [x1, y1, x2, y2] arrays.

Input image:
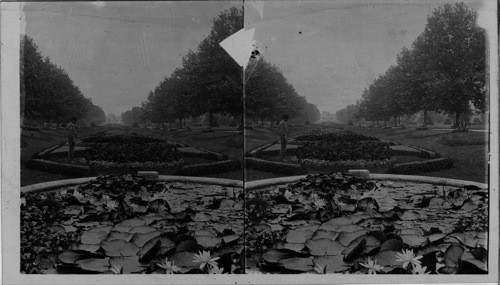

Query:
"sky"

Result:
[[23, 0, 492, 116]]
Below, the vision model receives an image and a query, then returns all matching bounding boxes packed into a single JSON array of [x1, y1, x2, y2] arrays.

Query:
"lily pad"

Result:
[[176, 240, 201, 253], [130, 231, 162, 247], [81, 231, 108, 245], [374, 250, 401, 270], [286, 225, 318, 244], [100, 240, 140, 257], [305, 239, 344, 256], [279, 258, 314, 272], [170, 251, 198, 268], [401, 234, 428, 247], [76, 258, 110, 272], [313, 256, 348, 273], [337, 230, 368, 247], [115, 218, 145, 227], [262, 249, 298, 263], [196, 236, 222, 248], [106, 231, 133, 242], [311, 229, 339, 241], [129, 226, 157, 234], [137, 234, 176, 256], [379, 239, 405, 252], [109, 256, 146, 274], [58, 250, 101, 264]]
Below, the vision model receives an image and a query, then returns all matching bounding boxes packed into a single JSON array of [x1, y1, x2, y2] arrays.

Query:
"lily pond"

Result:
[[21, 173, 488, 275], [21, 175, 244, 274], [245, 173, 488, 274]]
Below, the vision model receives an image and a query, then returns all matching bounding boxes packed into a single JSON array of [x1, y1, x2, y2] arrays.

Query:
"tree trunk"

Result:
[[423, 110, 428, 125], [393, 116, 397, 127], [209, 111, 213, 127]]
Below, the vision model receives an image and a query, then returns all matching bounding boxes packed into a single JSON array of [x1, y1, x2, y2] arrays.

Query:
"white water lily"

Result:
[[313, 263, 327, 274], [360, 257, 383, 274], [193, 250, 220, 270], [411, 264, 430, 275], [157, 258, 181, 274], [313, 198, 327, 209], [395, 249, 422, 269], [110, 264, 123, 274], [283, 190, 294, 200], [208, 265, 225, 274], [105, 199, 119, 211]]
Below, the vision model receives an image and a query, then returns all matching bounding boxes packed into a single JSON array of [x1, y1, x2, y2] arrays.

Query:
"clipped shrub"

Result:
[[245, 157, 305, 175], [24, 159, 95, 176], [390, 147, 440, 159], [176, 159, 240, 176], [295, 130, 378, 142], [387, 158, 453, 174]]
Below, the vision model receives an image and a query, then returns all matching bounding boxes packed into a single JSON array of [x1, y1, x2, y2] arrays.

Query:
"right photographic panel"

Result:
[[242, 0, 498, 280]]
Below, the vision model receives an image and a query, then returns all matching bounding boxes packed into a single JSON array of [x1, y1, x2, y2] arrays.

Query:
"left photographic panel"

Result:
[[16, 0, 245, 279]]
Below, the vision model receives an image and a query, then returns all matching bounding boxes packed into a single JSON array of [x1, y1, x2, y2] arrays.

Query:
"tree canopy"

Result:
[[141, 7, 321, 126], [352, 3, 486, 127], [21, 35, 105, 126]]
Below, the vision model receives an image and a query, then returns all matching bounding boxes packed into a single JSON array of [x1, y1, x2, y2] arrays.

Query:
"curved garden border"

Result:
[[245, 171, 487, 191], [26, 141, 239, 176], [21, 175, 243, 193]]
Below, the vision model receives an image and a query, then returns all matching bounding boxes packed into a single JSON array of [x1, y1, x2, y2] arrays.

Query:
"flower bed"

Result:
[[296, 141, 392, 162], [245, 173, 488, 274], [245, 158, 306, 175], [81, 133, 165, 144], [21, 174, 244, 274], [176, 160, 241, 176], [387, 158, 454, 174], [295, 130, 379, 142], [83, 142, 180, 163]]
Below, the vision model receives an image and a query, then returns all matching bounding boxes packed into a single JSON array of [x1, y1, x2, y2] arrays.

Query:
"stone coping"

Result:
[[21, 172, 487, 194], [21, 175, 243, 193], [245, 172, 487, 191]]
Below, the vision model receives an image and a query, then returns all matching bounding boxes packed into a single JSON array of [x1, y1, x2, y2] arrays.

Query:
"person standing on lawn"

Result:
[[279, 114, 289, 162], [67, 116, 77, 162]]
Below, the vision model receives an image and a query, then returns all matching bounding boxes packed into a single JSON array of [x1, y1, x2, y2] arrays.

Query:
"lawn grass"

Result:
[[20, 123, 489, 185]]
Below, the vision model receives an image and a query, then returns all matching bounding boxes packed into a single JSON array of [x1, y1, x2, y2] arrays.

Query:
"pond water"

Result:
[[21, 175, 244, 274], [244, 174, 488, 274]]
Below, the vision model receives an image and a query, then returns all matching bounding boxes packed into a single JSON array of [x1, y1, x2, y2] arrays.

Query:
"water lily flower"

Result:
[[110, 264, 123, 274], [313, 263, 327, 274], [395, 249, 423, 269], [360, 257, 384, 274], [73, 190, 85, 200], [193, 250, 220, 270], [208, 265, 225, 274], [309, 193, 320, 202], [105, 200, 119, 212], [283, 190, 294, 200], [313, 198, 327, 209], [157, 258, 181, 274], [411, 264, 430, 275], [21, 197, 26, 207]]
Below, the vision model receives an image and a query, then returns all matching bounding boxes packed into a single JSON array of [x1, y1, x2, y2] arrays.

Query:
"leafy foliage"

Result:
[[296, 141, 392, 162], [21, 175, 244, 274], [245, 172, 488, 274], [84, 143, 180, 163], [353, 3, 486, 127]]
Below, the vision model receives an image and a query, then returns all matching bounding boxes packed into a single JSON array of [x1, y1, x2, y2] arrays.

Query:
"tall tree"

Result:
[[416, 3, 486, 127]]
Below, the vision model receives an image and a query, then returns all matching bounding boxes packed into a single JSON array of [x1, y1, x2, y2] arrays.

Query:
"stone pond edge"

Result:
[[22, 172, 487, 193]]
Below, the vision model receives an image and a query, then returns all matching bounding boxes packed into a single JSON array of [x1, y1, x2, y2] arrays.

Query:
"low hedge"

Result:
[[24, 159, 95, 176], [178, 148, 226, 161], [245, 157, 305, 175], [255, 147, 297, 158], [175, 159, 241, 176], [387, 158, 453, 174], [390, 147, 440, 159]]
